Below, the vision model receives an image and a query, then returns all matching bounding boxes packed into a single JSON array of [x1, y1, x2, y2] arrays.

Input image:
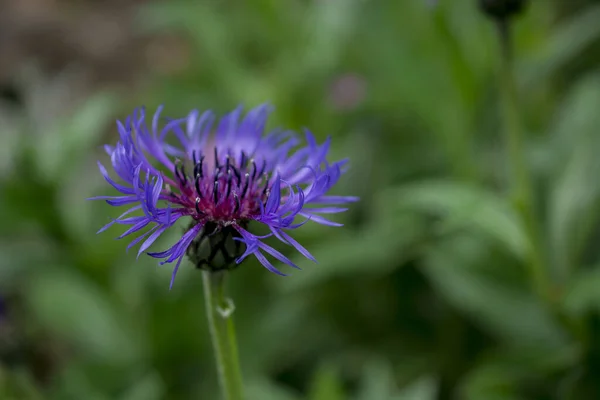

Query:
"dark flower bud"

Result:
[[186, 222, 247, 272], [479, 0, 527, 20]]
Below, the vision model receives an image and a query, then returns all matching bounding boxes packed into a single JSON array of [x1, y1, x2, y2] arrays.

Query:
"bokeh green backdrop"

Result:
[[2, 0, 600, 399]]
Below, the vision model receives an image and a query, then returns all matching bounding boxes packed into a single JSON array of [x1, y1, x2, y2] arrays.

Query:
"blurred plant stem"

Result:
[[432, 8, 478, 181], [202, 270, 244, 400], [496, 19, 551, 303]]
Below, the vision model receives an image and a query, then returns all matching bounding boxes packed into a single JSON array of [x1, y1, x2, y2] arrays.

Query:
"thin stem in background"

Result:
[[496, 18, 552, 302], [202, 270, 244, 400]]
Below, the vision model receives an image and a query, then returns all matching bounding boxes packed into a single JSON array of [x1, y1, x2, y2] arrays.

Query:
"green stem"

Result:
[[202, 270, 244, 400], [496, 19, 551, 302]]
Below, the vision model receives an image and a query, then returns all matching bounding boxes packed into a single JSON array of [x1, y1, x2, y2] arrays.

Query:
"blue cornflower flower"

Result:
[[92, 104, 357, 288]]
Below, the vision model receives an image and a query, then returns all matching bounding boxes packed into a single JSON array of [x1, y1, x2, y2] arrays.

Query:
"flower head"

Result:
[[92, 104, 357, 288]]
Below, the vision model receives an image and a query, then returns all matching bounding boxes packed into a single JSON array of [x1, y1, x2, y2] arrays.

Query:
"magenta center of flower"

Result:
[[163, 148, 272, 225]]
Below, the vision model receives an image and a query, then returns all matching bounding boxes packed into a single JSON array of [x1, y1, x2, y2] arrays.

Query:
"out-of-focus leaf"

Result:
[[459, 344, 580, 400], [547, 73, 600, 279], [119, 372, 165, 400], [59, 160, 108, 243], [51, 366, 110, 400], [422, 234, 567, 346], [562, 267, 600, 316], [138, 1, 248, 100], [0, 106, 23, 179], [388, 181, 529, 259], [308, 364, 346, 400], [392, 376, 436, 400], [523, 5, 600, 87], [542, 73, 600, 164], [36, 91, 117, 181], [356, 359, 398, 400], [300, 0, 360, 76], [245, 378, 301, 400], [0, 238, 55, 285], [25, 267, 141, 363], [276, 212, 426, 292], [242, 295, 313, 371], [0, 367, 43, 400]]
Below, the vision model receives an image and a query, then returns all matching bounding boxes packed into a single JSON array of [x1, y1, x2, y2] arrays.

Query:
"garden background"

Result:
[[2, 0, 600, 399]]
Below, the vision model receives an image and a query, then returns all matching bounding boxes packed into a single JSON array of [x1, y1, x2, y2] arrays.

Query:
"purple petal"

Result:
[[276, 229, 317, 263], [152, 105, 164, 136], [304, 207, 348, 214], [234, 238, 258, 264], [97, 205, 142, 234], [254, 251, 287, 276], [309, 195, 360, 204], [106, 196, 139, 206], [97, 162, 134, 194], [299, 212, 343, 227], [165, 224, 202, 288], [126, 225, 158, 252], [169, 253, 185, 290], [265, 176, 281, 214], [138, 225, 169, 258], [257, 241, 300, 270], [151, 174, 163, 208], [118, 219, 151, 239]]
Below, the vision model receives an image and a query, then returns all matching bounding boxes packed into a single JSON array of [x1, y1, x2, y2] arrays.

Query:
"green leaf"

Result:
[[547, 73, 600, 278], [51, 366, 110, 400], [0, 108, 23, 178], [562, 268, 600, 316], [356, 359, 398, 400], [422, 234, 567, 346], [245, 378, 301, 400], [242, 295, 313, 371], [0, 367, 44, 400], [300, 0, 361, 76], [119, 372, 165, 400], [459, 344, 579, 400], [25, 267, 141, 364], [389, 181, 529, 259], [138, 1, 248, 100], [36, 91, 118, 181], [522, 5, 600, 87], [393, 376, 437, 400], [308, 364, 346, 400], [276, 212, 426, 293], [0, 238, 55, 284]]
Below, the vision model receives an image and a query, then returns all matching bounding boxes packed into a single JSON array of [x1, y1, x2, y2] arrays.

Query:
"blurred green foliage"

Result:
[[2, 0, 600, 399]]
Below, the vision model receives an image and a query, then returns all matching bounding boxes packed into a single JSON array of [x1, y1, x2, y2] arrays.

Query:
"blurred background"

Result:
[[2, 0, 600, 399]]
